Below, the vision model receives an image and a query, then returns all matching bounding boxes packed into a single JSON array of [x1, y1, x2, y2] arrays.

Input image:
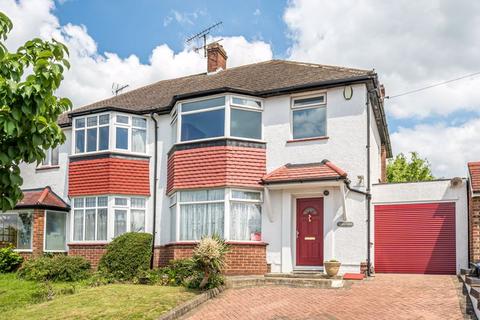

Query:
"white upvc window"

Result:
[[174, 95, 263, 144], [72, 196, 108, 242], [40, 147, 60, 167], [113, 196, 146, 238], [172, 188, 262, 242], [44, 210, 67, 252], [291, 93, 327, 140], [72, 112, 147, 155], [0, 211, 33, 250]]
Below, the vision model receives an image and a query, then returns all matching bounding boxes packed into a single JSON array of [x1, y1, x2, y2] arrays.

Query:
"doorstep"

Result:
[[226, 274, 351, 289]]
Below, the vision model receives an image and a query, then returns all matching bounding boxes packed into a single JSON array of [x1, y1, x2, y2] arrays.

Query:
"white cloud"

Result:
[[1, 0, 273, 108], [253, 9, 261, 16], [391, 119, 480, 177]]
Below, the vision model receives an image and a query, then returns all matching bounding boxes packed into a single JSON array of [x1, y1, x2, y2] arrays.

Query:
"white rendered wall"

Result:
[[372, 180, 469, 274]]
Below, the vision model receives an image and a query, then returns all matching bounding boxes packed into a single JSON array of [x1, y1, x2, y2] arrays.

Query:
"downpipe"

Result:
[[149, 113, 159, 269]]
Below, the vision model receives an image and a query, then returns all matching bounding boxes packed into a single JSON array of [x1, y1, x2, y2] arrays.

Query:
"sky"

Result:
[[1, 0, 479, 177]]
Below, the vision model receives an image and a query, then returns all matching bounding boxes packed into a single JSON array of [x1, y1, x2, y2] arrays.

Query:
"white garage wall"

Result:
[[372, 179, 469, 274]]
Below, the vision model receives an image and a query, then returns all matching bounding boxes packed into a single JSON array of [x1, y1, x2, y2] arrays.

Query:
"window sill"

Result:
[[14, 249, 32, 252], [36, 165, 60, 171], [69, 151, 150, 161], [164, 240, 268, 246], [287, 136, 329, 143], [67, 241, 109, 246]]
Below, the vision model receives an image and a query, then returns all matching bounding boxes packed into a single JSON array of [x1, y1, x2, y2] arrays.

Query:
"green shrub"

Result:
[[17, 255, 91, 282], [159, 258, 197, 286], [98, 232, 152, 281], [0, 245, 23, 273]]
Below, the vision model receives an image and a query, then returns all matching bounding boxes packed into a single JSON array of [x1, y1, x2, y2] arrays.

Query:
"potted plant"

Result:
[[324, 259, 341, 277]]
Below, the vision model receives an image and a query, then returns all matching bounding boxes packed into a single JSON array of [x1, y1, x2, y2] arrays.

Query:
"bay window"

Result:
[[73, 197, 108, 241], [174, 95, 263, 143], [113, 196, 146, 237], [291, 94, 327, 139], [173, 189, 262, 242], [73, 112, 147, 155], [45, 211, 67, 251], [0, 212, 32, 250]]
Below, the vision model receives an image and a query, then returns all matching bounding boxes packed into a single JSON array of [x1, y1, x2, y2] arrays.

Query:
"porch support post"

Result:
[[281, 190, 293, 272]]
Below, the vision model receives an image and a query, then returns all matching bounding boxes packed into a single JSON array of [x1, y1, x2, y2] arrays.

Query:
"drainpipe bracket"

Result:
[[337, 221, 354, 228]]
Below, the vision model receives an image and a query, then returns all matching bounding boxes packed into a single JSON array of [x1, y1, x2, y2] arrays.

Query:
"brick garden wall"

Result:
[[155, 242, 268, 275], [68, 243, 108, 269], [470, 195, 480, 262]]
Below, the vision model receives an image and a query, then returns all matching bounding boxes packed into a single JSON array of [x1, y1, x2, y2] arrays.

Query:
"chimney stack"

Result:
[[207, 43, 227, 73]]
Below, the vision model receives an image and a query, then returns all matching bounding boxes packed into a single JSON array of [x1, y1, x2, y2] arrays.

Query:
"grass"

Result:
[[0, 273, 197, 319]]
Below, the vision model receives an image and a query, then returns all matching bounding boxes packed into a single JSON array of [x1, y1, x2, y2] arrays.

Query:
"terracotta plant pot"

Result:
[[324, 261, 341, 277]]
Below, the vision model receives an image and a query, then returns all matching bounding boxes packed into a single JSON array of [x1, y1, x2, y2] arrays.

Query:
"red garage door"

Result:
[[375, 202, 456, 275]]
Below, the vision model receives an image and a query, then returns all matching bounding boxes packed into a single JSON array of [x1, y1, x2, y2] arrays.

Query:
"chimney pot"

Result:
[[207, 43, 227, 73]]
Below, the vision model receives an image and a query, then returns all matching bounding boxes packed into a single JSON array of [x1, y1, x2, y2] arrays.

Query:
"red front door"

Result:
[[296, 197, 324, 266]]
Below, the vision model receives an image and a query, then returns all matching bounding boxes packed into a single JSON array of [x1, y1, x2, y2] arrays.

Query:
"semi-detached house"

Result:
[[3, 44, 470, 275]]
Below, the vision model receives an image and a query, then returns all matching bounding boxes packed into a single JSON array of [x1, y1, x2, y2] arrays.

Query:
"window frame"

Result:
[[71, 196, 109, 243], [171, 188, 263, 243], [72, 112, 148, 156], [0, 210, 34, 252], [43, 210, 68, 252], [290, 92, 328, 140], [174, 94, 264, 145], [39, 147, 60, 168]]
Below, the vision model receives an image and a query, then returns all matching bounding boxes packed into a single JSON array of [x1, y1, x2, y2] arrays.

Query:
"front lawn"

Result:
[[0, 273, 197, 319]]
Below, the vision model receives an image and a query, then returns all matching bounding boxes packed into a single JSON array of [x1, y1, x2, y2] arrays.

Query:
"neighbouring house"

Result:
[[2, 43, 470, 275], [469, 162, 480, 263]]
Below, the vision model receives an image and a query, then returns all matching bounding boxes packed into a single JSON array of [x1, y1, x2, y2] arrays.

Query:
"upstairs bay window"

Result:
[[175, 95, 263, 143], [73, 113, 147, 155], [291, 94, 327, 140]]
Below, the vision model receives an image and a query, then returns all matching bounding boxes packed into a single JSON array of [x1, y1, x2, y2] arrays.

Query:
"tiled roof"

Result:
[[469, 162, 480, 194], [262, 160, 347, 184], [17, 187, 69, 211], [58, 60, 374, 126]]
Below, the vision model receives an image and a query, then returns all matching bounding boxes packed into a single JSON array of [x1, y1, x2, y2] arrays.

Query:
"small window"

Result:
[[182, 97, 225, 112], [0, 212, 32, 249], [231, 97, 262, 109], [41, 147, 59, 167], [291, 94, 327, 139]]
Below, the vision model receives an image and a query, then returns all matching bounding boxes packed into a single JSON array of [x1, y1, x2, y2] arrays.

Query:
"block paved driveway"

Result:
[[184, 274, 470, 320]]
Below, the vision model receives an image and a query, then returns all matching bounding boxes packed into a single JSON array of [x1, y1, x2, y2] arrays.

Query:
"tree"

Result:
[[386, 152, 435, 183], [0, 12, 71, 211]]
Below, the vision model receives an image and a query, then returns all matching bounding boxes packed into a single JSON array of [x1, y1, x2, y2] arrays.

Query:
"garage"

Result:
[[374, 202, 456, 275]]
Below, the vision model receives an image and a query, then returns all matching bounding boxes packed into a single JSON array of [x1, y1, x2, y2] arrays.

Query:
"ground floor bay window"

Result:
[[0, 211, 32, 250], [170, 189, 262, 242]]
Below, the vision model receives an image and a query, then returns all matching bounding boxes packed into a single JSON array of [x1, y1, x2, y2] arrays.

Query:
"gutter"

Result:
[[149, 112, 159, 269]]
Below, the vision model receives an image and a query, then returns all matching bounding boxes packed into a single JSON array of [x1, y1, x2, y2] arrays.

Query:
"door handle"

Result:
[[308, 214, 312, 222]]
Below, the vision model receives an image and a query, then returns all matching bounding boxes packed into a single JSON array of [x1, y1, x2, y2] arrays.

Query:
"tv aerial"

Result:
[[186, 21, 223, 57], [112, 83, 129, 96]]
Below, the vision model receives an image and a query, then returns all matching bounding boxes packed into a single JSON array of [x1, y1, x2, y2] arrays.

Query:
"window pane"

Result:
[[116, 127, 128, 149], [293, 95, 325, 107], [131, 198, 145, 208], [45, 211, 66, 251], [230, 108, 262, 140], [17, 213, 33, 249], [75, 130, 85, 153], [171, 119, 177, 144], [182, 97, 225, 112], [97, 196, 108, 207], [131, 210, 145, 232], [232, 97, 261, 109], [75, 118, 85, 128], [85, 209, 96, 241], [180, 203, 224, 240], [230, 203, 262, 241], [97, 208, 107, 241], [73, 198, 84, 208], [292, 107, 326, 139], [170, 205, 176, 242], [99, 114, 110, 125], [132, 128, 146, 153], [132, 117, 147, 128], [114, 210, 127, 237], [85, 197, 96, 208], [51, 147, 59, 165], [0, 214, 16, 245], [232, 190, 261, 201], [116, 115, 129, 124], [87, 128, 97, 152], [87, 116, 97, 127], [73, 210, 84, 241], [115, 197, 127, 206], [181, 109, 225, 141], [99, 126, 109, 151]]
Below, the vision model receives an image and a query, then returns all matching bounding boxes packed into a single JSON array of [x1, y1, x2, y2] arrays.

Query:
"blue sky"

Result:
[[55, 0, 290, 63]]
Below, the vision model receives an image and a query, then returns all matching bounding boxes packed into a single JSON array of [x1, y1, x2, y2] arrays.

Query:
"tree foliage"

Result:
[[0, 12, 71, 211], [386, 152, 435, 183]]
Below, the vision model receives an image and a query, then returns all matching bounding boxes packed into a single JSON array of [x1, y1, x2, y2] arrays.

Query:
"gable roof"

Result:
[[469, 162, 480, 194], [262, 160, 347, 185], [16, 187, 70, 211], [58, 59, 392, 157]]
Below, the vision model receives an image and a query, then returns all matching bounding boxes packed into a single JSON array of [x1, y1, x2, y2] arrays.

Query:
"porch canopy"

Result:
[[16, 186, 70, 211]]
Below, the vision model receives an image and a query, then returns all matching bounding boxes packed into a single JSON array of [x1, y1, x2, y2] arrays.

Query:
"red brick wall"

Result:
[[68, 243, 108, 269], [32, 209, 45, 256], [167, 146, 266, 194], [155, 242, 268, 275], [470, 195, 480, 262], [69, 157, 150, 196]]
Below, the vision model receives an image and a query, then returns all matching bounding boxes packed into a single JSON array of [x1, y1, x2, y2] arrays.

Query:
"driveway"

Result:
[[184, 274, 470, 320]]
